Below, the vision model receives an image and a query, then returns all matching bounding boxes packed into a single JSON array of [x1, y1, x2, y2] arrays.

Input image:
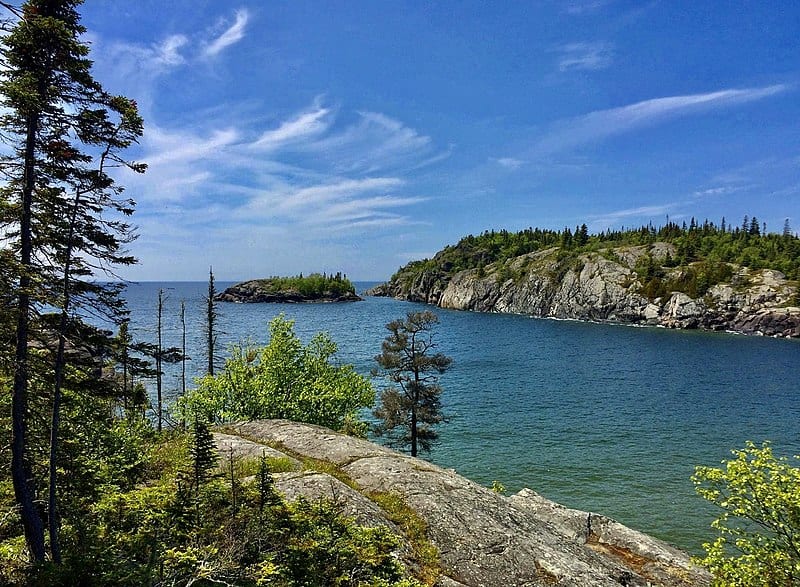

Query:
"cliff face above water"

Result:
[[216, 419, 710, 587], [369, 243, 800, 337]]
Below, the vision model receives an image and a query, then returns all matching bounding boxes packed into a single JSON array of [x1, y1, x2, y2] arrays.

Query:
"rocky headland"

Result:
[[215, 419, 710, 587], [216, 277, 362, 303], [368, 243, 800, 337]]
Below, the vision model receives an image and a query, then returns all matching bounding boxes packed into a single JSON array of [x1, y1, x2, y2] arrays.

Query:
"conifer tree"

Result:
[[190, 418, 218, 489], [373, 311, 452, 457], [0, 0, 144, 561], [206, 266, 218, 376]]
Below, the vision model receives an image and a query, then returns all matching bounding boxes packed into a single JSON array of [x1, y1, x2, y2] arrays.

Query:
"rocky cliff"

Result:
[[215, 419, 710, 587], [369, 244, 800, 337]]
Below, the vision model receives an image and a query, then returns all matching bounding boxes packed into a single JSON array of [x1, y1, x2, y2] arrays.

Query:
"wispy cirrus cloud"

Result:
[[254, 102, 332, 151], [556, 42, 614, 71], [491, 157, 525, 169], [155, 35, 188, 67], [533, 84, 790, 156], [563, 0, 611, 15], [233, 177, 425, 232], [204, 9, 250, 57], [692, 185, 750, 197], [300, 111, 435, 173], [120, 94, 439, 244], [588, 203, 678, 228], [277, 177, 404, 213]]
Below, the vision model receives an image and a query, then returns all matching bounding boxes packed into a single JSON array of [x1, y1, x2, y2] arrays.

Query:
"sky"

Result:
[[78, 1, 800, 281]]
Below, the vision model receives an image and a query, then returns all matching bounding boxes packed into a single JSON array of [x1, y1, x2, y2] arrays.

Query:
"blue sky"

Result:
[[80, 1, 800, 281]]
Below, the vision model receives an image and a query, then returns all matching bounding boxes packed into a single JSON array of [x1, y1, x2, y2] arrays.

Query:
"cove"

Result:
[[121, 281, 800, 552]]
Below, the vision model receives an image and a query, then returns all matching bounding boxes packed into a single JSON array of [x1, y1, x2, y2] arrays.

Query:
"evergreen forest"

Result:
[[398, 218, 800, 281]]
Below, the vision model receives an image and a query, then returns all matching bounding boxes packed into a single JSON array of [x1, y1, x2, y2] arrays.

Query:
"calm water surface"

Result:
[[120, 281, 800, 553]]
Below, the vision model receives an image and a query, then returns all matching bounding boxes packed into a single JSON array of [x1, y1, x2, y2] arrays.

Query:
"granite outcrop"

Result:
[[215, 419, 711, 587], [368, 244, 800, 337]]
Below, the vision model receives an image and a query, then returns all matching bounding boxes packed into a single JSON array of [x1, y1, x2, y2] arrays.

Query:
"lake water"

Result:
[[120, 281, 800, 553]]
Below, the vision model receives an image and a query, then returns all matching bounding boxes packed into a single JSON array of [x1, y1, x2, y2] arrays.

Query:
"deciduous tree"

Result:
[[180, 314, 374, 431], [693, 441, 800, 585]]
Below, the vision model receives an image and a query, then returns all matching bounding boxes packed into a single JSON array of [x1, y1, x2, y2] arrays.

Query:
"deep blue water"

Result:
[[120, 281, 800, 553]]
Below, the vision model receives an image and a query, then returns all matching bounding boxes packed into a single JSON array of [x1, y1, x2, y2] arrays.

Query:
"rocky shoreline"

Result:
[[215, 279, 363, 303], [216, 419, 711, 587], [368, 244, 800, 338]]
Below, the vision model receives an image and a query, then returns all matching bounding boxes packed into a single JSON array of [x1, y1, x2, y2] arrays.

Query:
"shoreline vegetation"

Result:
[[215, 272, 362, 303]]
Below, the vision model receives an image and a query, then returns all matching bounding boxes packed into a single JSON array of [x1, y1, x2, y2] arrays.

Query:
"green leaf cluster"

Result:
[[693, 441, 800, 585], [179, 315, 375, 432]]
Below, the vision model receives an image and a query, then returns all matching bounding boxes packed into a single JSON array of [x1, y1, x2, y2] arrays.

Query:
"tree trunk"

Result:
[[48, 193, 82, 564], [207, 267, 216, 376], [11, 110, 46, 563], [156, 289, 163, 432]]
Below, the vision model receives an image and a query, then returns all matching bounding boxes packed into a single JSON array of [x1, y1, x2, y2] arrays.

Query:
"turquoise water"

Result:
[[121, 281, 800, 553]]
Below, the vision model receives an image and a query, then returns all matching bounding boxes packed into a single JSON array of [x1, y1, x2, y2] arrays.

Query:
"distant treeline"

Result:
[[257, 272, 356, 296], [400, 216, 800, 281]]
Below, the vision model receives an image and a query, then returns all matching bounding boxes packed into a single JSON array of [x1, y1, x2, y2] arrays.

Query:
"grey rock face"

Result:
[[377, 244, 800, 337], [217, 420, 710, 587]]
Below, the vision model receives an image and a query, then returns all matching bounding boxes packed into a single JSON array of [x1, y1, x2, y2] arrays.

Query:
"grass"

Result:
[[368, 491, 441, 585]]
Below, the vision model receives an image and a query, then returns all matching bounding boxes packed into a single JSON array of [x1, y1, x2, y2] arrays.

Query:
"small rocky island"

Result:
[[216, 273, 362, 303]]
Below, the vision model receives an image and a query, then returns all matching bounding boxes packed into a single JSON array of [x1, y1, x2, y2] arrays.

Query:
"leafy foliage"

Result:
[[179, 314, 375, 431], [373, 311, 452, 457], [0, 0, 146, 562], [0, 427, 423, 586], [693, 442, 800, 585]]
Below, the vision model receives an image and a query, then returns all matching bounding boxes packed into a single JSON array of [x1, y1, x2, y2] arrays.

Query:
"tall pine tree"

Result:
[[0, 0, 144, 562], [373, 311, 452, 457]]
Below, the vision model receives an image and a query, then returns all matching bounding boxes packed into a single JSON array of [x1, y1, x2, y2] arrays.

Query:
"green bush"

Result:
[[693, 442, 800, 586], [178, 315, 375, 432]]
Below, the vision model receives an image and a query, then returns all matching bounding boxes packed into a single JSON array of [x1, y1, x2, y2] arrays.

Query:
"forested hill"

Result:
[[395, 217, 800, 283], [371, 217, 800, 338]]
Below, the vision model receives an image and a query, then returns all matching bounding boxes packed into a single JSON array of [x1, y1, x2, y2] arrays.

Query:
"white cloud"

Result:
[[155, 35, 188, 66], [563, 0, 611, 15], [254, 103, 332, 150], [204, 9, 250, 57], [534, 84, 789, 155], [144, 126, 240, 167], [492, 157, 524, 169], [692, 186, 748, 197], [556, 42, 613, 71], [589, 203, 678, 228], [231, 177, 424, 233], [299, 111, 433, 173], [278, 177, 404, 212]]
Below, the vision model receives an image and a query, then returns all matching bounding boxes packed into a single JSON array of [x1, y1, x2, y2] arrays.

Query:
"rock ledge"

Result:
[[216, 419, 710, 587]]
